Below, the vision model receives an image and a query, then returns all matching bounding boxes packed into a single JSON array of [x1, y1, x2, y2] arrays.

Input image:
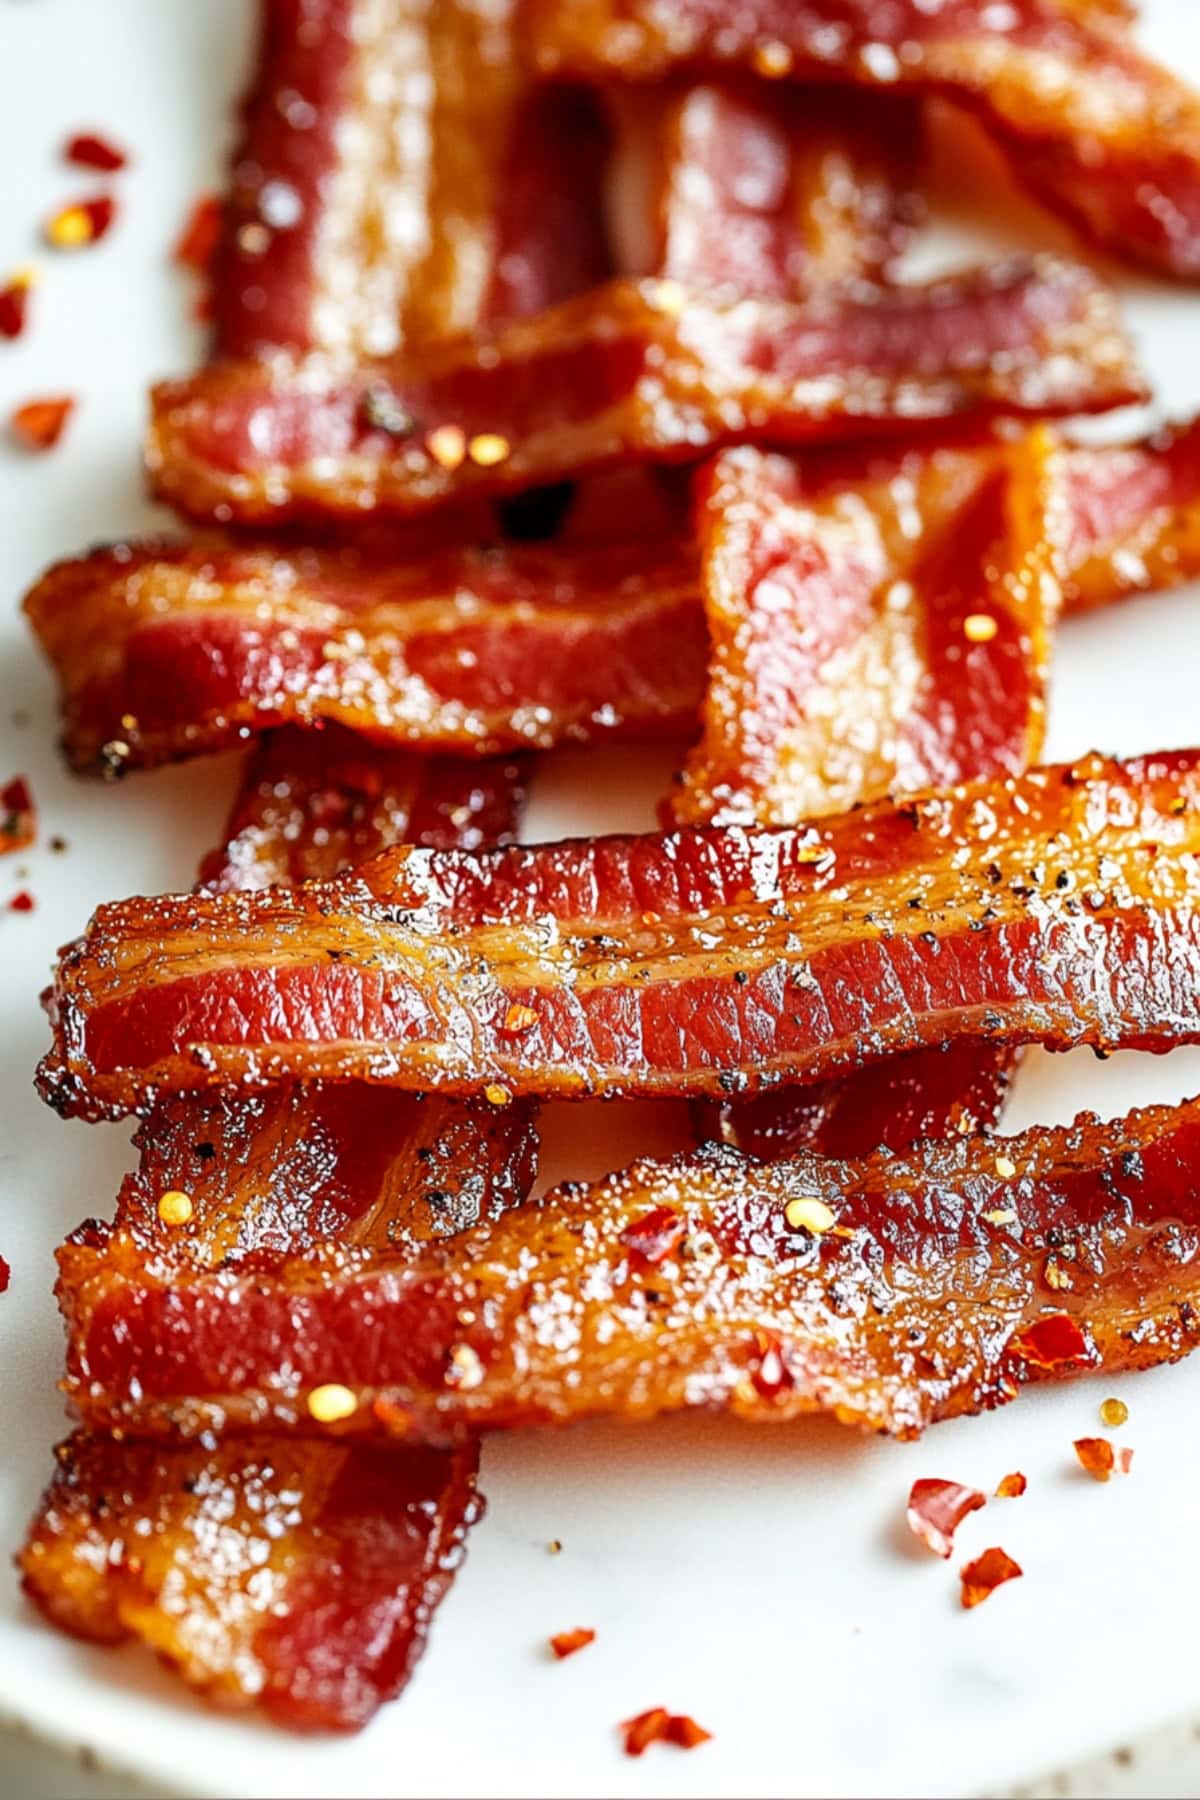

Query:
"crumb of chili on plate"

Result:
[[549, 1628, 595, 1660], [906, 1478, 987, 1557], [622, 1709, 712, 1756], [0, 1254, 9, 1292], [174, 194, 221, 272], [8, 890, 35, 914], [995, 1472, 1027, 1498], [45, 196, 115, 250], [1, 777, 35, 854], [1100, 1396, 1129, 1428], [0, 269, 36, 340], [960, 1547, 1023, 1609], [64, 132, 128, 171], [1074, 1437, 1134, 1482], [10, 396, 74, 450]]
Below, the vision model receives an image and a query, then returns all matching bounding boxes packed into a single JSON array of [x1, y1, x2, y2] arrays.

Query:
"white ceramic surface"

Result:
[[3, 5, 1200, 1796]]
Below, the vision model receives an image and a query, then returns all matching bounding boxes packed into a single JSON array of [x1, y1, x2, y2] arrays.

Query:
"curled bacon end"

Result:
[[960, 1547, 1023, 1610], [549, 1627, 595, 1660], [906, 1478, 986, 1558], [2, 777, 35, 855], [1074, 1437, 1134, 1482], [174, 195, 222, 274], [1010, 1313, 1094, 1372], [65, 133, 127, 172], [995, 1472, 1027, 1499], [11, 397, 74, 452], [618, 1206, 686, 1266], [623, 1708, 711, 1755]]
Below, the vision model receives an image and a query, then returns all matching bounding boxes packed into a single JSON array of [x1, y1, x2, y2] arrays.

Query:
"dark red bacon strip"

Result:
[[523, 0, 1200, 281], [57, 1095, 1200, 1442], [40, 750, 1200, 1120], [147, 260, 1142, 527]]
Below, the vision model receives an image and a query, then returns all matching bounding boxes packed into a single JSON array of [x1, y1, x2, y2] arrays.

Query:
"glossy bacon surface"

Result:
[[216, 0, 610, 357], [524, 0, 1200, 281], [41, 751, 1200, 1120], [25, 534, 700, 773], [147, 260, 1142, 527], [58, 1097, 1200, 1442], [21, 736, 532, 1729]]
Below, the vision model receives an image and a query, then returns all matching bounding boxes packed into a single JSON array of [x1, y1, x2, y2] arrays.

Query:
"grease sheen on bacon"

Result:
[[523, 0, 1200, 281], [58, 1097, 1200, 1442], [147, 260, 1142, 527], [40, 751, 1200, 1120]]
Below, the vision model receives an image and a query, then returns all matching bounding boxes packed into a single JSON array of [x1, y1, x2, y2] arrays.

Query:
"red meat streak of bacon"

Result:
[[39, 751, 1200, 1122], [20, 729, 533, 1730], [145, 258, 1142, 529], [522, 0, 1200, 282], [55, 1088, 1200, 1444]]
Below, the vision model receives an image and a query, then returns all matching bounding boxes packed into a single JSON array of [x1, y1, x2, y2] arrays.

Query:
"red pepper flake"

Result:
[[1, 777, 35, 854], [1009, 1312, 1092, 1370], [622, 1709, 711, 1756], [0, 271, 34, 340], [995, 1471, 1027, 1498], [0, 1254, 9, 1292], [45, 196, 115, 250], [10, 396, 74, 451], [65, 132, 128, 172], [174, 194, 222, 273], [619, 1206, 686, 1266], [906, 1478, 986, 1558], [960, 1546, 1023, 1609], [549, 1627, 595, 1660], [1074, 1437, 1134, 1482], [8, 890, 35, 913]]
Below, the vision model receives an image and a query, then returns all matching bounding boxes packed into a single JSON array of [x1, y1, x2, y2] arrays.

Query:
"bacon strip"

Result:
[[147, 260, 1142, 528], [608, 77, 921, 292], [20, 733, 533, 1729], [216, 0, 611, 357], [26, 418, 1200, 778], [57, 1095, 1200, 1442], [40, 750, 1200, 1120], [523, 0, 1200, 282]]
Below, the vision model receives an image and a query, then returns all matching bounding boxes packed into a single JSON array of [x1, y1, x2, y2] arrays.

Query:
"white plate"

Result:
[[3, 4, 1200, 1796]]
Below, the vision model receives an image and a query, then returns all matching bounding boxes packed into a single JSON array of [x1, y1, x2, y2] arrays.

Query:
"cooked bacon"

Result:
[[42, 750, 1200, 1122], [147, 260, 1141, 528], [25, 534, 701, 774], [523, 0, 1200, 282], [57, 1093, 1200, 1442], [608, 77, 920, 292], [1061, 417, 1200, 613], [215, 0, 611, 358], [21, 737, 532, 1728]]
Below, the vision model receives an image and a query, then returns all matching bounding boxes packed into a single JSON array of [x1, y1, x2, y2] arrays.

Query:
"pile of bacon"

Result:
[[17, 0, 1200, 1739]]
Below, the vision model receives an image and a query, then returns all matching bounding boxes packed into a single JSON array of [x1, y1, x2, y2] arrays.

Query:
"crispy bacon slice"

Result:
[[40, 750, 1200, 1121], [1061, 417, 1200, 613], [25, 534, 700, 774], [56, 1093, 1200, 1442], [21, 735, 532, 1729], [216, 0, 611, 357], [523, 0, 1200, 281], [147, 260, 1142, 527], [608, 77, 921, 292]]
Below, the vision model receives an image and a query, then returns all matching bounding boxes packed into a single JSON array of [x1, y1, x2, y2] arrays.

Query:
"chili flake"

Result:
[[500, 1002, 538, 1035], [1100, 1396, 1129, 1428], [549, 1627, 595, 1659], [46, 196, 115, 250], [1074, 1437, 1134, 1482], [784, 1195, 836, 1234], [906, 1478, 986, 1558], [65, 132, 128, 172], [995, 1472, 1027, 1498], [8, 890, 34, 913], [1009, 1312, 1092, 1370], [0, 270, 35, 340], [619, 1206, 686, 1266], [960, 1546, 1022, 1609], [622, 1709, 711, 1756], [156, 1189, 194, 1226], [174, 194, 222, 272], [1, 777, 35, 854], [484, 1083, 512, 1107], [11, 396, 74, 451], [307, 1383, 358, 1423]]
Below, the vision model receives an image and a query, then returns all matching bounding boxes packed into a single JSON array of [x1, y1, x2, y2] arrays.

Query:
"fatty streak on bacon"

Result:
[[40, 751, 1200, 1120], [20, 733, 533, 1730], [607, 75, 921, 293], [146, 260, 1143, 528], [523, 0, 1200, 282], [217, 0, 611, 357], [57, 1096, 1200, 1443], [25, 418, 1200, 780]]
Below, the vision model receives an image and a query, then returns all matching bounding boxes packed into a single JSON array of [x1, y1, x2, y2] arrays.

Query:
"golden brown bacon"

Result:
[[40, 750, 1200, 1121], [147, 260, 1142, 527], [25, 534, 700, 774], [57, 1097, 1200, 1443], [608, 76, 921, 292], [216, 0, 611, 357], [523, 0, 1200, 281], [20, 735, 533, 1730]]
